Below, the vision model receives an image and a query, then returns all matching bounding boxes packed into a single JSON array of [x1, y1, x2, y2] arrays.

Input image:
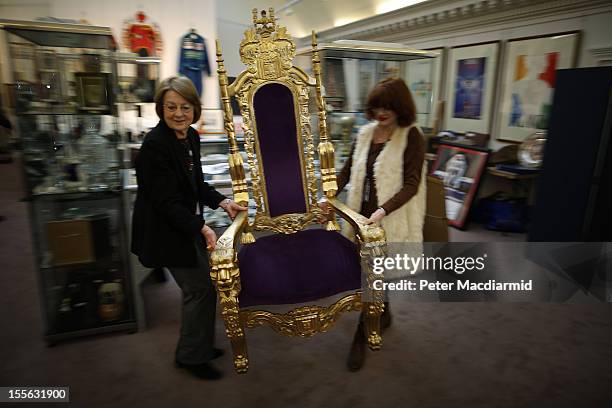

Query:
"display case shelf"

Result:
[[200, 135, 244, 143]]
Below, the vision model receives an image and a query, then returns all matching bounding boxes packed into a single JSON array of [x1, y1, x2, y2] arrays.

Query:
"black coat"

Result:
[[131, 121, 225, 268]]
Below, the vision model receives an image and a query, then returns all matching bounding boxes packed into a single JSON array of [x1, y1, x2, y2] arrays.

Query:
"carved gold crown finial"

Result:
[[239, 7, 295, 79], [252, 7, 277, 36]]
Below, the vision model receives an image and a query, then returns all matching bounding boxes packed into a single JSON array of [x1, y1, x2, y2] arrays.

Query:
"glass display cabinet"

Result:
[[0, 20, 136, 343], [296, 41, 440, 168]]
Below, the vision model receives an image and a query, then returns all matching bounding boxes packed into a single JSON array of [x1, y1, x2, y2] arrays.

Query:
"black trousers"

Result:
[[167, 236, 217, 365]]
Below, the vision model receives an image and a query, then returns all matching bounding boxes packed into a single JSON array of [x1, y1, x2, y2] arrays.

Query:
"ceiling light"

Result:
[[376, 0, 427, 15], [334, 17, 359, 27]]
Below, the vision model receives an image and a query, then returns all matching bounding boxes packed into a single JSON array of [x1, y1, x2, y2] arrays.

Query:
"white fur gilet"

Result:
[[344, 122, 427, 279]]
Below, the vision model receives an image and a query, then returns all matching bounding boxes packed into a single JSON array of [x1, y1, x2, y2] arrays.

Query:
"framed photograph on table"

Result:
[[404, 48, 444, 130], [497, 32, 580, 142], [444, 42, 499, 134], [75, 73, 112, 113], [430, 143, 489, 229]]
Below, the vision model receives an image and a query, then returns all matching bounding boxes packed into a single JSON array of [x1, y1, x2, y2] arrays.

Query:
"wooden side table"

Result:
[[486, 166, 538, 197]]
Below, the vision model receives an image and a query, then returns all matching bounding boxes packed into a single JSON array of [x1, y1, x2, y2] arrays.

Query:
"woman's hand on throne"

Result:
[[201, 225, 217, 250], [220, 199, 248, 220], [364, 207, 386, 225]]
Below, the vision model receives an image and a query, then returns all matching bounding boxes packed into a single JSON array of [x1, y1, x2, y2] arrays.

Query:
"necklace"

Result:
[[179, 138, 194, 172], [373, 125, 396, 144]]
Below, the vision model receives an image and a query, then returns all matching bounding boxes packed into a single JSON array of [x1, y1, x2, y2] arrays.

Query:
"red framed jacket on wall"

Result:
[[122, 11, 163, 57]]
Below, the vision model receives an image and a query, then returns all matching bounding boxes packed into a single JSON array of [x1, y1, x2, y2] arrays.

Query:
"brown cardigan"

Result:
[[337, 126, 425, 217]]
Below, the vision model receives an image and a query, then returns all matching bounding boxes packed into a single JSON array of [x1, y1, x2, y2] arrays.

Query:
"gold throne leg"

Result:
[[363, 301, 383, 351], [219, 294, 249, 373]]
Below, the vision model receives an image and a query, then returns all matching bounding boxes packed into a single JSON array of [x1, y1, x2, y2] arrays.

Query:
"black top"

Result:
[[131, 121, 226, 268], [178, 137, 197, 193]]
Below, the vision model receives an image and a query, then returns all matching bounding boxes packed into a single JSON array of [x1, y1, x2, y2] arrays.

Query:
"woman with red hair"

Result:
[[337, 77, 427, 371]]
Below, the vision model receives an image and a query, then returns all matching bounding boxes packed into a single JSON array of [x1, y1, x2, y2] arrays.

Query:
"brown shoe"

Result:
[[347, 323, 366, 372]]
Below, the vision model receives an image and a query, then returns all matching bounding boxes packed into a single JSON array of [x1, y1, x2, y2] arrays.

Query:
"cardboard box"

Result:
[[46, 216, 110, 266], [424, 176, 448, 242]]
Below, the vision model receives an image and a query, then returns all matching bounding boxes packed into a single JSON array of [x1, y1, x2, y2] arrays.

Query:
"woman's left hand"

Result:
[[220, 199, 248, 220], [364, 207, 386, 225]]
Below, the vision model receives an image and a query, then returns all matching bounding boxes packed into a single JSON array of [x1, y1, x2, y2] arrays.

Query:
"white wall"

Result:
[[0, 0, 51, 20], [0, 0, 219, 109], [216, 18, 250, 77]]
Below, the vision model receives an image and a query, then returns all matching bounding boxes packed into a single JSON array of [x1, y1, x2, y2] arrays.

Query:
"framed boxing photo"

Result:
[[430, 143, 489, 229], [75, 72, 112, 113]]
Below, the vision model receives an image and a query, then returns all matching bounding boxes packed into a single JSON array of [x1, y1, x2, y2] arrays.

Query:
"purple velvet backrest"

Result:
[[253, 83, 308, 217]]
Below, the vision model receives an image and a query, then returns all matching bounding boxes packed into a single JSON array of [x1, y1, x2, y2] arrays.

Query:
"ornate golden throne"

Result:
[[210, 8, 387, 373]]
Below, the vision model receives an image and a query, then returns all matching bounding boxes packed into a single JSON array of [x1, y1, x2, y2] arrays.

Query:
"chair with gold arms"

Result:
[[210, 8, 387, 373]]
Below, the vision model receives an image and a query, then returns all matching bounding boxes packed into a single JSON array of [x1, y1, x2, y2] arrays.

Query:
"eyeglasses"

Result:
[[164, 103, 193, 114]]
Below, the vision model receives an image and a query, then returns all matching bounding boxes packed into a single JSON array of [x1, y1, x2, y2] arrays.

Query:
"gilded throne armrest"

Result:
[[326, 197, 386, 256], [326, 196, 386, 350], [209, 210, 249, 373], [209, 210, 249, 288]]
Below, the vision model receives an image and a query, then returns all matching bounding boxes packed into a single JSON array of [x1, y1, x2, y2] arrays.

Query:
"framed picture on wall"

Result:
[[496, 32, 580, 142], [404, 48, 444, 129], [430, 143, 489, 229], [444, 42, 500, 134]]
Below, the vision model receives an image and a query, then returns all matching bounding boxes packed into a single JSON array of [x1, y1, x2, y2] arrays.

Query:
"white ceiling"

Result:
[[217, 0, 430, 38]]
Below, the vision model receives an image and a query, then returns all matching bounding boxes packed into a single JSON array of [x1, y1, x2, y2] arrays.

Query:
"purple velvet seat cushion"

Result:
[[237, 229, 362, 307]]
